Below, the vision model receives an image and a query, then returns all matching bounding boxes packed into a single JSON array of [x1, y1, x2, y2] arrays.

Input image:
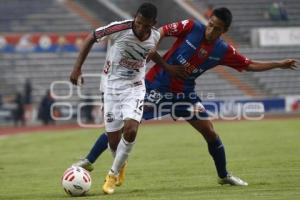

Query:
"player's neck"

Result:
[[132, 28, 151, 42]]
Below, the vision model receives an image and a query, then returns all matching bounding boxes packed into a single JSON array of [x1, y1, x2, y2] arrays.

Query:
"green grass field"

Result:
[[0, 119, 300, 200]]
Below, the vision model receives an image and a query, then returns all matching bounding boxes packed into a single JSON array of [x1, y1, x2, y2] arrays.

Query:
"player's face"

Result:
[[133, 13, 156, 40], [205, 15, 227, 42]]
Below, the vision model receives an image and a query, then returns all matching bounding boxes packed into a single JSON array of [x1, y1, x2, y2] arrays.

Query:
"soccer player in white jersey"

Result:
[[70, 3, 160, 195]]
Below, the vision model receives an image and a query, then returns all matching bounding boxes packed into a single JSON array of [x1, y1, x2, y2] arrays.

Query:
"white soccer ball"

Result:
[[61, 166, 92, 196]]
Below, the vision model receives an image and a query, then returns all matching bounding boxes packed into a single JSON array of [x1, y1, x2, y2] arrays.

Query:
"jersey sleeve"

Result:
[[162, 19, 194, 38], [93, 20, 132, 42], [220, 45, 252, 72]]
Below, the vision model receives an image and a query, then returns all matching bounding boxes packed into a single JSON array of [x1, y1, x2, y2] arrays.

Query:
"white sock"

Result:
[[110, 136, 135, 175]]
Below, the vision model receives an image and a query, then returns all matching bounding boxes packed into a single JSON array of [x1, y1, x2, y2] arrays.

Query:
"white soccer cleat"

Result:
[[72, 158, 94, 172], [218, 174, 248, 186]]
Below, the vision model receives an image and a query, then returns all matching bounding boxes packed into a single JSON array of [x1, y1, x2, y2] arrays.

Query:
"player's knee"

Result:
[[123, 119, 139, 142], [203, 127, 218, 142], [123, 125, 138, 143]]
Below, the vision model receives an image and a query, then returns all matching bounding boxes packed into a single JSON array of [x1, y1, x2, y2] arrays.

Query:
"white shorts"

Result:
[[103, 85, 145, 132]]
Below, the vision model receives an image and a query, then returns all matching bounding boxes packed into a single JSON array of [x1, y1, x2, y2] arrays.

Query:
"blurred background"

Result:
[[0, 0, 299, 129]]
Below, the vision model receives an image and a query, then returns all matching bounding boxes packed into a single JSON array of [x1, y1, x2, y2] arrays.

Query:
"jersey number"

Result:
[[135, 99, 144, 111]]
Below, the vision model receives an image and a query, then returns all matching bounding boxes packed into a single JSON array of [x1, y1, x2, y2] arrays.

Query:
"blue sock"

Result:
[[208, 137, 228, 178], [86, 132, 108, 163]]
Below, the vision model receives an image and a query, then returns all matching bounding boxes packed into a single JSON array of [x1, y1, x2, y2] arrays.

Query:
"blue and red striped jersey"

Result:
[[146, 19, 251, 93]]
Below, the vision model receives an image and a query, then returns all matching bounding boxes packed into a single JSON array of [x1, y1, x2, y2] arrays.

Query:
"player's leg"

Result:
[[105, 128, 128, 187], [73, 126, 122, 172], [187, 119, 248, 186], [110, 119, 139, 175], [102, 120, 125, 194], [102, 93, 124, 161], [187, 119, 227, 176], [174, 97, 247, 186], [74, 130, 128, 181], [86, 132, 108, 163], [103, 119, 140, 194], [110, 87, 145, 174], [74, 89, 159, 172], [73, 92, 121, 171], [103, 87, 144, 194]]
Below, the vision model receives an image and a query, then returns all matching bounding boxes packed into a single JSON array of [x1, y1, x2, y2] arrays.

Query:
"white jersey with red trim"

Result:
[[94, 20, 160, 93]]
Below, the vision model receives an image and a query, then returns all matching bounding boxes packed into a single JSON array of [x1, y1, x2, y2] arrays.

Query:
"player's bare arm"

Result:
[[246, 59, 298, 72], [70, 33, 95, 85], [149, 51, 189, 80], [148, 27, 189, 80]]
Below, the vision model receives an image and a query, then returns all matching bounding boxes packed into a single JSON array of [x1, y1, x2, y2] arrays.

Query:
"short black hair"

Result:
[[136, 2, 157, 20], [212, 7, 232, 29]]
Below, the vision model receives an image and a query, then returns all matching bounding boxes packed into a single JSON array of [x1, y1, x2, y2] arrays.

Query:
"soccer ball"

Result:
[[61, 166, 92, 196]]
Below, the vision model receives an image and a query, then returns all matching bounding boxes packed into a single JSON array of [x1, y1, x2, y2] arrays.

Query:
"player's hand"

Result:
[[279, 59, 298, 70], [70, 68, 84, 85], [165, 64, 189, 80]]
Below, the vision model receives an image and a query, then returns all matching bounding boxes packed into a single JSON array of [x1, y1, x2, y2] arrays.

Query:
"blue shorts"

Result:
[[143, 90, 209, 121]]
